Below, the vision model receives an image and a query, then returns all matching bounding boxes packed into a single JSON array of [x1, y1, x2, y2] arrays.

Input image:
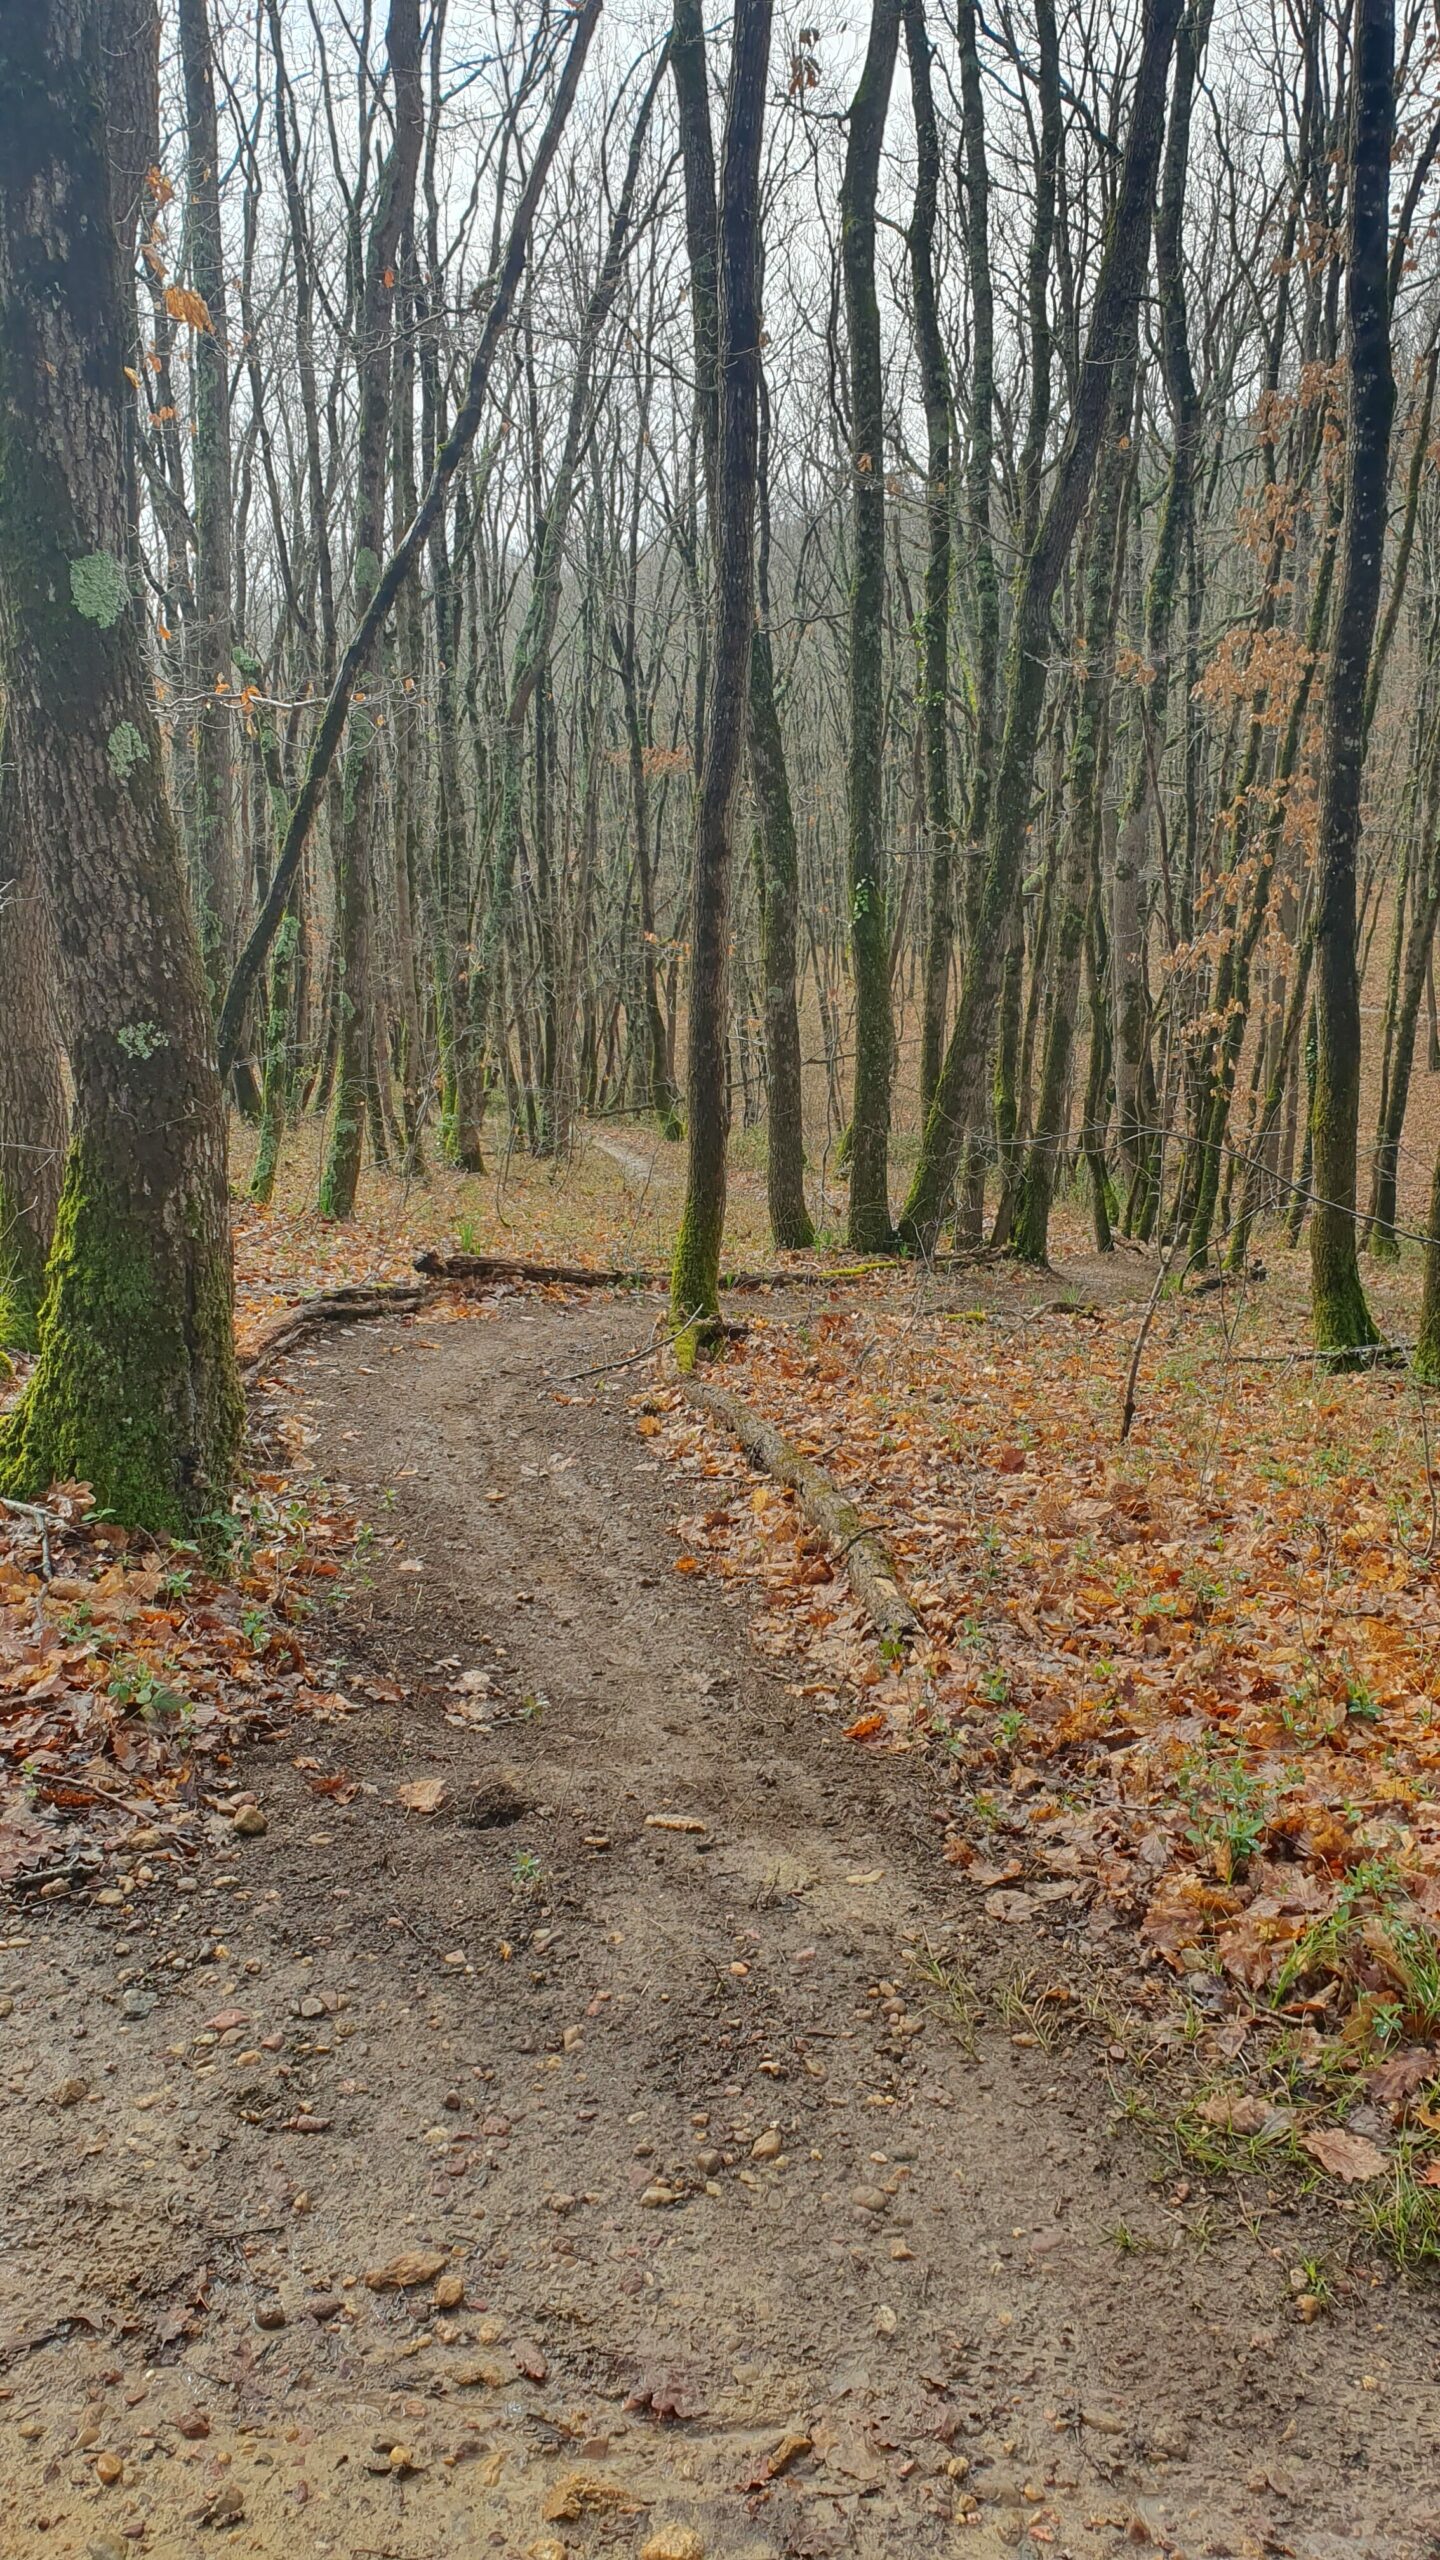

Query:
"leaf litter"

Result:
[[635, 1241, 1440, 2210]]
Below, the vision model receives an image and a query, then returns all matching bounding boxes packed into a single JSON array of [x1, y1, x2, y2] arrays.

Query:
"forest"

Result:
[[5, 0, 1440, 2550]]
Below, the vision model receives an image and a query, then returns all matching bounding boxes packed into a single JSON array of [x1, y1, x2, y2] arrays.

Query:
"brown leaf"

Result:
[[1197, 2090, 1272, 2135], [1366, 2047, 1438, 2111], [395, 1777, 446, 1815], [1301, 2126, 1388, 2182]]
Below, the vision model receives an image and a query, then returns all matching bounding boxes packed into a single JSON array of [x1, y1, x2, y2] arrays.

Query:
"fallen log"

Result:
[[414, 1249, 659, 1287], [414, 1248, 899, 1292], [678, 1372, 922, 1647], [240, 1283, 434, 1378]]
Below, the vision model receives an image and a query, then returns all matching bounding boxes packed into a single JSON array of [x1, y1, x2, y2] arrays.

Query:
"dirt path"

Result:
[[2, 1294, 1438, 2560]]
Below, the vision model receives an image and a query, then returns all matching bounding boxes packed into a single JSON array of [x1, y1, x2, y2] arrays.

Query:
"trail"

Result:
[[0, 1296, 1436, 2558]]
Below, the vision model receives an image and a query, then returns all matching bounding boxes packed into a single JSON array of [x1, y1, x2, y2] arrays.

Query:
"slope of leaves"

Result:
[[637, 1225, 1440, 2196]]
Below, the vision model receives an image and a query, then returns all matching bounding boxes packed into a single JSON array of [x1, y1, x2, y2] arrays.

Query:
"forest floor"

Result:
[[4, 1131, 1440, 2558]]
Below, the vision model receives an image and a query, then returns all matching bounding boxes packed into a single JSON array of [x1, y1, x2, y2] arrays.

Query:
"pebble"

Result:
[[233, 1807, 267, 1837], [304, 2293, 343, 2322], [751, 2130, 782, 2161], [120, 1990, 154, 2019], [255, 2298, 286, 2330], [641, 2531, 706, 2560], [94, 2451, 123, 2485], [433, 2272, 464, 2311]]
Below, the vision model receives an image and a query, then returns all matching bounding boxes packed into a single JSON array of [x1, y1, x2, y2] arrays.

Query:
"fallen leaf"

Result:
[[1301, 2127, 1388, 2182], [395, 1778, 446, 1816], [1197, 2090, 1273, 2135]]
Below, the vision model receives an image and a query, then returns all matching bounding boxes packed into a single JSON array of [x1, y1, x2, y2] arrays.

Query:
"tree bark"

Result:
[[671, 0, 771, 1352], [176, 0, 237, 1000], [0, 753, 67, 1348], [1309, 0, 1395, 1360], [841, 0, 902, 1250], [0, 0, 241, 1530]]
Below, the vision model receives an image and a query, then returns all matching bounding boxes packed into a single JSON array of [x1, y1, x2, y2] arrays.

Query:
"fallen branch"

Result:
[[415, 1250, 659, 1288], [240, 1284, 434, 1378], [415, 1249, 891, 1292], [678, 1371, 923, 1646]]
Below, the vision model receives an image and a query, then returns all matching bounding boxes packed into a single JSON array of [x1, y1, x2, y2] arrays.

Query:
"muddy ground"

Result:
[[1, 1290, 1438, 2560]]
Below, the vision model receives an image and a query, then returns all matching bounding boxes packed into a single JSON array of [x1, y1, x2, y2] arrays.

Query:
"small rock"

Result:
[[852, 2186, 888, 2215], [197, 2482, 246, 2526], [641, 2532, 706, 2560], [120, 1989, 155, 2019], [255, 2298, 286, 2330], [297, 1994, 326, 2020], [53, 2076, 89, 2107], [696, 2147, 722, 2175], [432, 2271, 464, 2312], [751, 2130, 782, 2161], [17, 2419, 42, 2441], [303, 2293, 343, 2322], [94, 2451, 124, 2485], [232, 1806, 267, 1838], [1146, 2416, 1191, 2461], [88, 2536, 129, 2560], [452, 2356, 517, 2390], [364, 2249, 446, 2291], [640, 2182, 681, 2209], [175, 2410, 210, 2440]]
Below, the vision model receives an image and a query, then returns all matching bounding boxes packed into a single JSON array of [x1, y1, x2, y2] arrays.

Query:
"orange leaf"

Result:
[[164, 283, 212, 333], [845, 1711, 886, 1741], [673, 1554, 699, 1574]]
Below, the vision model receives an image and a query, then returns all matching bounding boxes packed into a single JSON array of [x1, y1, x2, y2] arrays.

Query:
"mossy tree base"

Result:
[[0, 1145, 242, 1537]]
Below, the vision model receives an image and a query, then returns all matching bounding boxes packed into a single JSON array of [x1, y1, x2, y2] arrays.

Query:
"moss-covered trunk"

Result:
[[0, 0, 241, 1530]]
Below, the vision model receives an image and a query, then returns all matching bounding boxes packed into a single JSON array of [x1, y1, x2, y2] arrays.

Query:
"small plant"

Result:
[[1361, 2151, 1440, 2271], [991, 1699, 1022, 1740], [107, 1660, 187, 1724], [240, 1605, 269, 1649], [909, 1942, 978, 2055], [1105, 2220, 1158, 2256], [1177, 1744, 1270, 1880], [511, 1847, 543, 1893]]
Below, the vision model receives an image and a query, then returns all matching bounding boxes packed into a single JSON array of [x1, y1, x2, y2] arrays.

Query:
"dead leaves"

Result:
[[395, 1777, 446, 1816], [0, 1478, 355, 1886], [1301, 2127, 1389, 2182]]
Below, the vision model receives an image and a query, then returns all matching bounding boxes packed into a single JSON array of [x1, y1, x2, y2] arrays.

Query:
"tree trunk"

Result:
[[0, 755, 67, 1348], [319, 0, 423, 1220], [176, 0, 237, 1001], [1309, 0, 1394, 1360], [899, 0, 1182, 1249], [841, 0, 902, 1250], [671, 0, 771, 1351], [904, 0, 956, 1123], [0, 0, 241, 1530]]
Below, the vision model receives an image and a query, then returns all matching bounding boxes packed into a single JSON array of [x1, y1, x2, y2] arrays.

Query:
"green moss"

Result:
[[0, 1141, 242, 1535], [106, 720, 147, 782], [70, 549, 127, 627]]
